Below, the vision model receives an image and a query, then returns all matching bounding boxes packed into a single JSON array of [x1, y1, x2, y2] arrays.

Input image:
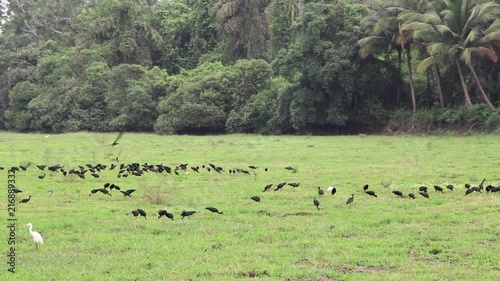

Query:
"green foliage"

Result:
[[388, 105, 500, 133], [226, 76, 292, 134], [4, 82, 42, 131], [0, 0, 498, 134], [155, 62, 235, 134], [35, 47, 74, 85], [76, 0, 163, 66], [214, 0, 270, 60], [152, 0, 218, 74], [105, 64, 167, 131], [156, 59, 272, 134]]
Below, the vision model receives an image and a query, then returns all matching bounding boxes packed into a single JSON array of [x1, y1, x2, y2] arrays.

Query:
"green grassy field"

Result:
[[1, 132, 499, 280]]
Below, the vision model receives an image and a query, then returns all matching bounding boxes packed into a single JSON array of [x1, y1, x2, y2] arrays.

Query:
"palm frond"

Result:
[[412, 29, 440, 42], [416, 56, 439, 73], [398, 10, 441, 25], [357, 36, 391, 58], [373, 17, 397, 34], [463, 28, 482, 47], [401, 22, 434, 32], [476, 3, 500, 22], [460, 48, 472, 65], [427, 43, 452, 56], [483, 20, 500, 35], [478, 30, 500, 45], [435, 24, 455, 36]]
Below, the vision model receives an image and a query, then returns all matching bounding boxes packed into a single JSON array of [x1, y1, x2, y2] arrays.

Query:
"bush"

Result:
[[387, 105, 500, 134]]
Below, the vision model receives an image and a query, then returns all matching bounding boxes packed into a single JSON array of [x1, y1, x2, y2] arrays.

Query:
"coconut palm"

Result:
[[400, 0, 499, 108], [358, 0, 431, 112]]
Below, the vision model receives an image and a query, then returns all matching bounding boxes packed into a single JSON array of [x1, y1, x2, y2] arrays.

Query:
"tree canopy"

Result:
[[0, 0, 498, 134]]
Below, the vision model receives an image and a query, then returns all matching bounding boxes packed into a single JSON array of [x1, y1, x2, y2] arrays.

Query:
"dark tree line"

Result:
[[0, 0, 498, 134]]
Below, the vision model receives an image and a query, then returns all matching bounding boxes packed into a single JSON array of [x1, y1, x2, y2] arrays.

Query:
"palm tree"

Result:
[[358, 3, 405, 109], [400, 0, 499, 109], [214, 0, 271, 60], [359, 0, 431, 113]]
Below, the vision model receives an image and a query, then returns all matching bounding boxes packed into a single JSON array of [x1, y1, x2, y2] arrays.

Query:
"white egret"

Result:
[[27, 223, 44, 250]]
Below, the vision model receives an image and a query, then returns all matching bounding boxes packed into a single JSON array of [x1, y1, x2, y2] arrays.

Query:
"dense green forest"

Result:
[[0, 0, 498, 134]]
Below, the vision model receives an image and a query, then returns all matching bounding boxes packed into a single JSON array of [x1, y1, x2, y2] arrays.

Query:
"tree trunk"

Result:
[[468, 64, 495, 109], [404, 47, 416, 113], [396, 49, 402, 109], [456, 60, 472, 106], [433, 65, 445, 108]]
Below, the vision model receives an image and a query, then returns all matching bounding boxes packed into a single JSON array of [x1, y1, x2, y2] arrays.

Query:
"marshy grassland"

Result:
[[1, 132, 499, 280]]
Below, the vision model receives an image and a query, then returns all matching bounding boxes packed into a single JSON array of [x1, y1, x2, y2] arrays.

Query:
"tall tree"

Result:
[[358, 0, 430, 112], [400, 0, 499, 109], [268, 0, 304, 56], [214, 0, 271, 60], [3, 0, 87, 41], [76, 0, 163, 66]]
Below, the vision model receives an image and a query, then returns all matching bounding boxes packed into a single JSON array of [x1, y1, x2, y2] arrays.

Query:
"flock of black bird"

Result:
[[4, 159, 499, 221], [4, 133, 499, 223]]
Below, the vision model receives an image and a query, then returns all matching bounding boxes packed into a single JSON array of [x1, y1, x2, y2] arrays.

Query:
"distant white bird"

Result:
[[27, 223, 44, 250]]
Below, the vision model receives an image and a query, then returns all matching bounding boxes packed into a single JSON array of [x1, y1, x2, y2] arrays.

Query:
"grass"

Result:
[[0, 132, 499, 280]]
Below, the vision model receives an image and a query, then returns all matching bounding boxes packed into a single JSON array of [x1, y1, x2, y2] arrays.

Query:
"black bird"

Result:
[[328, 187, 337, 196], [288, 182, 300, 188], [36, 165, 46, 170], [479, 178, 486, 190], [363, 184, 369, 191], [263, 184, 273, 192], [365, 190, 377, 197], [158, 210, 174, 220], [465, 187, 481, 195], [317, 186, 324, 196], [38, 174, 46, 179], [346, 194, 354, 205], [491, 186, 500, 193], [109, 184, 120, 191], [408, 193, 416, 199], [181, 210, 196, 219], [274, 182, 286, 191], [89, 188, 111, 196], [465, 183, 471, 189], [284, 166, 294, 171], [12, 188, 23, 193], [104, 182, 110, 188], [120, 189, 136, 197], [248, 165, 257, 169], [250, 196, 261, 202], [446, 184, 454, 191], [419, 186, 428, 193], [419, 191, 429, 198], [392, 190, 404, 198], [110, 131, 124, 146], [205, 207, 223, 214], [433, 185, 444, 192], [131, 210, 139, 217], [19, 195, 31, 204], [137, 208, 147, 219], [191, 166, 200, 173], [313, 198, 320, 210]]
